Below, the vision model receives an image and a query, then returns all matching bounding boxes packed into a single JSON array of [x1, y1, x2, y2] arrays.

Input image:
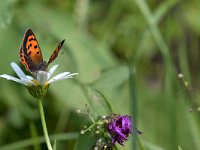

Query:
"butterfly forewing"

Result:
[[48, 39, 65, 64], [22, 28, 43, 65]]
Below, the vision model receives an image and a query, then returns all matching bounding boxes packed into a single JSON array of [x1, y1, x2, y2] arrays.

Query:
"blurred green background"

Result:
[[0, 0, 200, 150]]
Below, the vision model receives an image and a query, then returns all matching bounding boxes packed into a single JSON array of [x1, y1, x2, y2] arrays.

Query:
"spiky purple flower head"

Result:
[[106, 115, 132, 146]]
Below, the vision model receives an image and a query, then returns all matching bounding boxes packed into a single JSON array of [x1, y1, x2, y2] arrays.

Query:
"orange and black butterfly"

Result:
[[20, 28, 65, 73]]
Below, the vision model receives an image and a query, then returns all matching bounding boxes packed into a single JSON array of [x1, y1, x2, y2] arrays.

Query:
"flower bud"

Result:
[[27, 83, 49, 99]]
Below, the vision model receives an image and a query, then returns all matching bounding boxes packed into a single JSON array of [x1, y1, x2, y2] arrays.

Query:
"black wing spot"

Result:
[[28, 38, 36, 42], [21, 58, 24, 62], [28, 43, 32, 49], [34, 45, 38, 49], [37, 51, 40, 54], [28, 51, 32, 55]]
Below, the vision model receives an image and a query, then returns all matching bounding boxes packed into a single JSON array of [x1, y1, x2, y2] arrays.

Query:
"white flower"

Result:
[[0, 62, 78, 86], [0, 62, 78, 98]]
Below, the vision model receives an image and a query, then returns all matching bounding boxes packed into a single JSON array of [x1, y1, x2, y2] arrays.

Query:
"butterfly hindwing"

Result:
[[20, 46, 39, 72], [48, 39, 65, 64], [20, 46, 29, 71]]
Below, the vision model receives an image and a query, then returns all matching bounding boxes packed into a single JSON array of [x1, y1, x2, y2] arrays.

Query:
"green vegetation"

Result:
[[0, 0, 200, 149]]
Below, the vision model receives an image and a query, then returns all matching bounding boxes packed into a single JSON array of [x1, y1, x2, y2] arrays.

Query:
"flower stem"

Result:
[[38, 99, 53, 150], [88, 113, 95, 124]]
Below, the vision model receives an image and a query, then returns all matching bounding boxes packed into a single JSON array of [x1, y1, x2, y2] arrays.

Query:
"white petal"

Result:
[[21, 78, 35, 85], [11, 62, 26, 79], [26, 75, 34, 80], [48, 72, 70, 81], [56, 73, 78, 80], [37, 71, 49, 85], [48, 72, 78, 84], [48, 76, 73, 84], [0, 74, 28, 85], [48, 64, 58, 79]]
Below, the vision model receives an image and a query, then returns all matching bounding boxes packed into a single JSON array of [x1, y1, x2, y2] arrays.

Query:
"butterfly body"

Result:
[[20, 28, 65, 73]]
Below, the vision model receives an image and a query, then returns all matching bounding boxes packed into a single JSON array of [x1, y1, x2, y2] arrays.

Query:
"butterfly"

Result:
[[20, 28, 65, 73]]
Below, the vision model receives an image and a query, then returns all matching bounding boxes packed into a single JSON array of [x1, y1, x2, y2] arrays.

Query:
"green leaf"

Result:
[[87, 88, 113, 115]]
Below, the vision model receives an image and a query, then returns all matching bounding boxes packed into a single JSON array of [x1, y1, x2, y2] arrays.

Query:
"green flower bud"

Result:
[[27, 82, 49, 99]]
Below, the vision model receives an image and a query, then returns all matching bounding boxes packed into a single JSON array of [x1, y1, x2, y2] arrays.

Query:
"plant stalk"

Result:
[[38, 99, 53, 150]]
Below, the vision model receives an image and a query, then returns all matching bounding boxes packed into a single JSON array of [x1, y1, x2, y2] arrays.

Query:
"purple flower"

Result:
[[106, 115, 132, 146]]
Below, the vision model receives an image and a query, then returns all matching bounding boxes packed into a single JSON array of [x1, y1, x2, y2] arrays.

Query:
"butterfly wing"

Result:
[[20, 46, 40, 72], [20, 28, 44, 72], [20, 46, 29, 71], [22, 28, 43, 64], [47, 39, 65, 64]]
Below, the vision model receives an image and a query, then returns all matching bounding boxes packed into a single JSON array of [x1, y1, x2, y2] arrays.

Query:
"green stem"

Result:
[[127, 59, 138, 150], [38, 99, 53, 150], [88, 113, 95, 124]]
